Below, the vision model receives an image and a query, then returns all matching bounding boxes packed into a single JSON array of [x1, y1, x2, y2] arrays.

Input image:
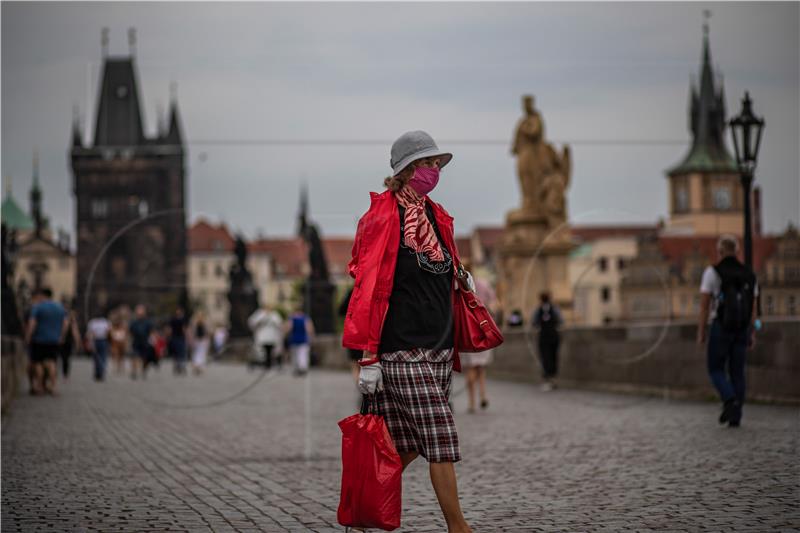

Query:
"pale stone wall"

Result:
[[569, 237, 639, 325], [315, 320, 800, 403], [14, 240, 76, 305]]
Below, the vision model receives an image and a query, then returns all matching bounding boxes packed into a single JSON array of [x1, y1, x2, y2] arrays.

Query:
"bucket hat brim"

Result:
[[392, 148, 453, 176]]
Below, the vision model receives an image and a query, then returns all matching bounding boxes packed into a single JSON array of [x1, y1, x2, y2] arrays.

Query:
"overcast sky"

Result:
[[2, 1, 798, 242]]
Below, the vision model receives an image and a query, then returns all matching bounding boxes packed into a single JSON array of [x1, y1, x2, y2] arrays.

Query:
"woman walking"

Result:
[[461, 273, 498, 413], [109, 314, 128, 375], [343, 131, 472, 533], [59, 304, 82, 380]]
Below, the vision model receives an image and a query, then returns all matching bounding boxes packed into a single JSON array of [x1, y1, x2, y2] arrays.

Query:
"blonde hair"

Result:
[[383, 166, 413, 192]]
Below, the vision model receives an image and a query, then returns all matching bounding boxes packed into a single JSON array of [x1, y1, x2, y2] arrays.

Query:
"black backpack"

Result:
[[713, 258, 755, 332]]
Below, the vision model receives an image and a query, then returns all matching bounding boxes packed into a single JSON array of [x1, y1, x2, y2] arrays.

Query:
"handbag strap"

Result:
[[360, 394, 379, 415]]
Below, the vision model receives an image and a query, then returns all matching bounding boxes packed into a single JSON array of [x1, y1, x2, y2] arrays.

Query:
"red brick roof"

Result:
[[322, 237, 355, 276], [188, 220, 235, 253], [455, 237, 472, 264], [248, 238, 307, 277], [474, 226, 504, 251], [657, 235, 778, 274], [572, 224, 657, 242]]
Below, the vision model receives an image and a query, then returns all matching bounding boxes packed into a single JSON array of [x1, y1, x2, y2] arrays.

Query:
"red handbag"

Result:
[[453, 265, 504, 353]]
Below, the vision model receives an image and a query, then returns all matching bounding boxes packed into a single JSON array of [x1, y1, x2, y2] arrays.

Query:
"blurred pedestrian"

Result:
[[25, 287, 67, 395], [461, 275, 498, 413], [190, 312, 210, 375], [86, 313, 111, 382], [168, 307, 188, 375], [248, 304, 283, 370], [129, 304, 153, 380], [338, 287, 363, 383], [343, 131, 472, 532], [507, 309, 523, 327], [109, 313, 128, 375], [286, 304, 314, 376], [212, 323, 228, 356], [59, 303, 82, 380], [697, 235, 758, 428], [532, 292, 562, 391]]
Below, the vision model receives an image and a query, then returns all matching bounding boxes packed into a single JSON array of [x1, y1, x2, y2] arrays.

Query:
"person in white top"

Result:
[[248, 304, 284, 370], [86, 315, 111, 381], [460, 275, 498, 413], [697, 234, 758, 428]]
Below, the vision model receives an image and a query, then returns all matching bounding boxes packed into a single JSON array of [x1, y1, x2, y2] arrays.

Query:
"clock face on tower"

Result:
[[712, 187, 732, 210]]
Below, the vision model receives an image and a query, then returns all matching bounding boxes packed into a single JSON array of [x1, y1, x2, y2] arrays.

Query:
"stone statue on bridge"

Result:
[[511, 95, 571, 229]]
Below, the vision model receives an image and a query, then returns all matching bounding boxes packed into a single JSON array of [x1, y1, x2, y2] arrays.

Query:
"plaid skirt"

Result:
[[377, 348, 461, 463]]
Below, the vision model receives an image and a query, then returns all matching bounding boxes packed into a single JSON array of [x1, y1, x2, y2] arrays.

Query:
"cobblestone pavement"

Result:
[[2, 358, 798, 532]]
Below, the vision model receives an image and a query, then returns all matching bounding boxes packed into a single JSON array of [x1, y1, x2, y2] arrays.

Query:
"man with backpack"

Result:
[[532, 292, 563, 392], [697, 235, 758, 428]]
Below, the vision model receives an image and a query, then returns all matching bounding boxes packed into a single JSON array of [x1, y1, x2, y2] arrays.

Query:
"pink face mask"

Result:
[[408, 166, 440, 196]]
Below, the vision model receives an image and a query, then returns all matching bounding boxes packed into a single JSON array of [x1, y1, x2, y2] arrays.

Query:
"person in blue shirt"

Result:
[[25, 287, 67, 395], [285, 305, 314, 376]]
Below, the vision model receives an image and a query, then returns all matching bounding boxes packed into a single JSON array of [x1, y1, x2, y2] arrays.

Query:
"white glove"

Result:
[[358, 361, 384, 394]]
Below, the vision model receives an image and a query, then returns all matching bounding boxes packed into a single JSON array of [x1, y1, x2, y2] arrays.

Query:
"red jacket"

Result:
[[342, 189, 462, 372]]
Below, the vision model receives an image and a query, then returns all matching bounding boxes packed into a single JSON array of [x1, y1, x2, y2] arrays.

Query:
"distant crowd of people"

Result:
[[23, 293, 228, 395]]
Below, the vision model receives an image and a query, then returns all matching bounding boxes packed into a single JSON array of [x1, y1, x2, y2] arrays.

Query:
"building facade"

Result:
[[70, 32, 187, 319], [619, 22, 799, 322], [4, 156, 76, 309]]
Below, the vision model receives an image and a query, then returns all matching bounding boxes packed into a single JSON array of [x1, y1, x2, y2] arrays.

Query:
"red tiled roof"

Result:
[[474, 226, 504, 250], [248, 238, 307, 277], [188, 220, 235, 253], [455, 237, 472, 263], [572, 224, 657, 242], [322, 237, 355, 276], [657, 236, 778, 274]]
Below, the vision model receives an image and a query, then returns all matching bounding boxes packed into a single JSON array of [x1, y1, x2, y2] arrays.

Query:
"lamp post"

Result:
[[728, 91, 765, 270]]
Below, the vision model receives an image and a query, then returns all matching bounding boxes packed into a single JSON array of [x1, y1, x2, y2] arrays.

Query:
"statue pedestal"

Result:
[[497, 209, 574, 324]]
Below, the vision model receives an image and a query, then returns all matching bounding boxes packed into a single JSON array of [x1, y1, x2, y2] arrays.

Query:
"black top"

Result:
[[379, 203, 454, 354], [170, 316, 187, 339], [130, 318, 154, 349]]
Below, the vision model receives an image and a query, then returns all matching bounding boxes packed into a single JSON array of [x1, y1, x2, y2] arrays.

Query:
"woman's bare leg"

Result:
[[465, 367, 476, 412], [430, 462, 472, 533], [478, 367, 488, 405]]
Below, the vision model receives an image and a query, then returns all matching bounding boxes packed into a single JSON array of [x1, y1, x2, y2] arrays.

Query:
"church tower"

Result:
[[70, 28, 187, 317], [665, 15, 747, 237]]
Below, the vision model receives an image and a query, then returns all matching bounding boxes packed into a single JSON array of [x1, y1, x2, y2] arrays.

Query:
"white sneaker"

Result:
[[540, 382, 554, 392]]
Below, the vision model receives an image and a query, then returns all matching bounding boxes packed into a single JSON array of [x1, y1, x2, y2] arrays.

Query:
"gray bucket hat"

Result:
[[390, 130, 453, 176]]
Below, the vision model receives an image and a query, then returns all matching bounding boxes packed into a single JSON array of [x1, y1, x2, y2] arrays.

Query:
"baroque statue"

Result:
[[227, 234, 259, 338], [511, 95, 571, 229]]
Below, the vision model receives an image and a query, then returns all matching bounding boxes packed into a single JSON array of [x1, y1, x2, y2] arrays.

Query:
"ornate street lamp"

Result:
[[729, 91, 765, 269]]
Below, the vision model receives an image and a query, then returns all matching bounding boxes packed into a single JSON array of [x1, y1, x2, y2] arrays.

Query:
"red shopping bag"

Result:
[[337, 395, 402, 530]]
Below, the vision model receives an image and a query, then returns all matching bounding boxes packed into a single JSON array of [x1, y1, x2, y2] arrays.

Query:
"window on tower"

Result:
[[676, 186, 689, 212], [712, 187, 732, 210], [91, 199, 109, 218]]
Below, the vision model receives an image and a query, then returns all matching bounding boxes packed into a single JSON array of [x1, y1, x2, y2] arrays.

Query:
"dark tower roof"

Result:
[[71, 105, 83, 148], [30, 151, 47, 236], [93, 57, 145, 146], [164, 99, 183, 145], [668, 19, 737, 175]]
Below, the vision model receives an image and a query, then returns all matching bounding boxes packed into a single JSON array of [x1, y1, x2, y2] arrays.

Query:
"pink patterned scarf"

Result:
[[395, 185, 444, 262]]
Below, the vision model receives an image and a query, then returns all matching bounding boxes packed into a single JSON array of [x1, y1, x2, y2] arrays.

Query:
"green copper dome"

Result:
[[1, 193, 34, 231]]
